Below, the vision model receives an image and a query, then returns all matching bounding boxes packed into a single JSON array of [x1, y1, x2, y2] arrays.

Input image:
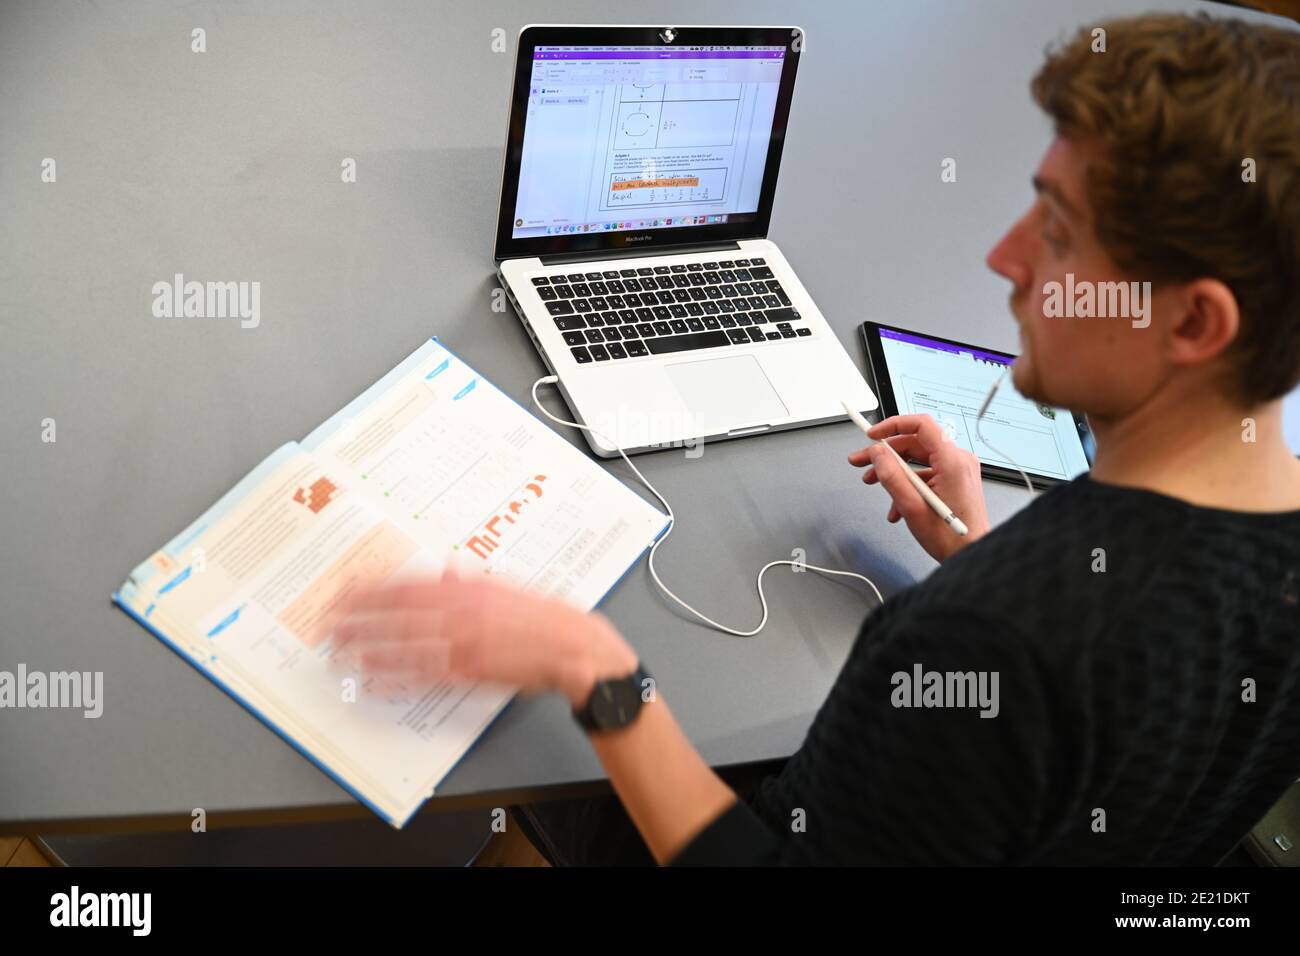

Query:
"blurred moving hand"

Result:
[[331, 565, 637, 709]]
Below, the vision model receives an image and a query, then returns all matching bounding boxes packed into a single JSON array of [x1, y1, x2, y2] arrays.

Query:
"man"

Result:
[[335, 13, 1300, 864]]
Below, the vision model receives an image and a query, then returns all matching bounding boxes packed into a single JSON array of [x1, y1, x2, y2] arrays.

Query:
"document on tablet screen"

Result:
[[876, 327, 1091, 482]]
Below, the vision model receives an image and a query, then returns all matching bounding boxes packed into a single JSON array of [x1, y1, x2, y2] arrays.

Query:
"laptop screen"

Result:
[[494, 26, 802, 261], [512, 45, 788, 240]]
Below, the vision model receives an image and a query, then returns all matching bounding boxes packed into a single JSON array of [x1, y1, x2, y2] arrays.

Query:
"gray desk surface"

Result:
[[1, 0, 1294, 834]]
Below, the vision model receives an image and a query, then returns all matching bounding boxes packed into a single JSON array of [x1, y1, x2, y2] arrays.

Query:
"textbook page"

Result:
[[115, 441, 514, 826], [116, 338, 669, 826], [302, 338, 669, 606]]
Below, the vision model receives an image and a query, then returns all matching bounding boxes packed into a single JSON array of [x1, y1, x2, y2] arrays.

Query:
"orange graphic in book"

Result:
[[293, 476, 339, 513], [465, 474, 548, 559]]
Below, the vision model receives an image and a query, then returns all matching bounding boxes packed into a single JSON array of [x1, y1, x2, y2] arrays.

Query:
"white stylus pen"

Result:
[[841, 400, 969, 537]]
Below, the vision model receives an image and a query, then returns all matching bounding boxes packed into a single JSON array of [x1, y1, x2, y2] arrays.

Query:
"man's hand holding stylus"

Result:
[[849, 413, 991, 562]]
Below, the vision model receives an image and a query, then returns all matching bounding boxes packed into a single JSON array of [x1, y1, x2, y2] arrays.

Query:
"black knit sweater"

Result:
[[673, 474, 1300, 865]]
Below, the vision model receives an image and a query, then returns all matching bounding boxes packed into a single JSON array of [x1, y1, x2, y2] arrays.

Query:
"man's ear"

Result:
[[1166, 278, 1240, 369]]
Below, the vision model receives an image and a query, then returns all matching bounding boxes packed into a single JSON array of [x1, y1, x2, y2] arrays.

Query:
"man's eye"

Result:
[[1040, 229, 1068, 253]]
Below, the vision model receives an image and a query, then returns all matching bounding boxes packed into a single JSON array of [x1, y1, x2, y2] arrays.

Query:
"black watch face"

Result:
[[590, 677, 642, 729]]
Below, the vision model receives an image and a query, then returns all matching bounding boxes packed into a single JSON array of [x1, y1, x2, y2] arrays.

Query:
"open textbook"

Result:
[[114, 338, 669, 827]]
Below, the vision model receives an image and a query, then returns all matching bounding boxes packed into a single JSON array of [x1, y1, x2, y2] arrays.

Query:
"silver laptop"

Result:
[[494, 24, 878, 457]]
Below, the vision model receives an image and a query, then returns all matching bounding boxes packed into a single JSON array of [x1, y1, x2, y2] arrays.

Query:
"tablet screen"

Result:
[[864, 322, 1092, 486]]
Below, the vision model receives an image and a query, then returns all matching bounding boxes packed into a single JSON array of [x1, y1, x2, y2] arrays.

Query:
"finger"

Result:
[[868, 414, 952, 455], [442, 548, 471, 581], [867, 443, 930, 524], [850, 434, 927, 468], [337, 576, 435, 616], [864, 461, 934, 485], [355, 636, 455, 682], [334, 606, 445, 649], [925, 438, 981, 473], [339, 573, 496, 616], [316, 571, 403, 639], [312, 598, 353, 648], [877, 434, 933, 466]]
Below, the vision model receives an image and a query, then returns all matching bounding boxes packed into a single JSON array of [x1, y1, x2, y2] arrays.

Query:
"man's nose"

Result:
[[986, 212, 1034, 292]]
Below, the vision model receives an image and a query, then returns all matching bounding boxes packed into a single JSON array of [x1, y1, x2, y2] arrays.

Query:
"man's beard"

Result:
[[1010, 356, 1042, 405]]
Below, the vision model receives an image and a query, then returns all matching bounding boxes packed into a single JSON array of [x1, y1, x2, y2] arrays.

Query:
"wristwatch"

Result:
[[573, 664, 652, 732]]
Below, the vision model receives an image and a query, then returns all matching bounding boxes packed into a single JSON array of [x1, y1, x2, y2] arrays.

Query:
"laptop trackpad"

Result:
[[664, 355, 789, 433]]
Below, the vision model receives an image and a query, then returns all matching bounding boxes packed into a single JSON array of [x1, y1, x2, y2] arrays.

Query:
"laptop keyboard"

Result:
[[528, 258, 812, 365]]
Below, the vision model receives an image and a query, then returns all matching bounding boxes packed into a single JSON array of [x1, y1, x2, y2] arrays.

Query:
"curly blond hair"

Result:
[[1031, 13, 1300, 403]]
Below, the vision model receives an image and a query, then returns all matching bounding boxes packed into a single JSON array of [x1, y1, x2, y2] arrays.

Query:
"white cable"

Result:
[[974, 366, 1036, 495], [530, 376, 884, 637]]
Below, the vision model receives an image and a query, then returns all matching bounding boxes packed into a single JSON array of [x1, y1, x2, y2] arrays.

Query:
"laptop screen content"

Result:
[[511, 45, 788, 240]]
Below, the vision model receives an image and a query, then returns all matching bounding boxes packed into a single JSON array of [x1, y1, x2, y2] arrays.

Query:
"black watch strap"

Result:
[[573, 664, 652, 732]]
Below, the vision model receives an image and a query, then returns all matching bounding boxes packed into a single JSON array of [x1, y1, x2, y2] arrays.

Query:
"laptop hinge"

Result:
[[538, 240, 742, 267]]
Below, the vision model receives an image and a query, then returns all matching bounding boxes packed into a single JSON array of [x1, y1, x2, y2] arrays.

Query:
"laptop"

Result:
[[494, 24, 878, 457]]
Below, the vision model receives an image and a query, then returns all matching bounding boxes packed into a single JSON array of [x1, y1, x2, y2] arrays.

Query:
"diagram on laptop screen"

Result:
[[604, 83, 739, 207]]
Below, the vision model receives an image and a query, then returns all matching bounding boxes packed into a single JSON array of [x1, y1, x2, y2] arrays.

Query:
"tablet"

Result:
[[860, 321, 1093, 489]]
